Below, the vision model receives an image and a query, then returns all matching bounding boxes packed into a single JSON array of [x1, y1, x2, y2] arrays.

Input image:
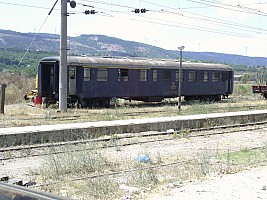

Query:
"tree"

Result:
[[240, 73, 250, 84], [256, 66, 267, 84]]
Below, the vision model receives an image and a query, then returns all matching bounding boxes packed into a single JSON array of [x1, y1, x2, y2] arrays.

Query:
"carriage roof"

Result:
[[40, 56, 233, 71]]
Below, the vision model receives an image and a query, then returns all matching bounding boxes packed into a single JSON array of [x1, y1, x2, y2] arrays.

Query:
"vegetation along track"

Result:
[[1, 102, 266, 128], [2, 119, 267, 199], [1, 121, 267, 162]]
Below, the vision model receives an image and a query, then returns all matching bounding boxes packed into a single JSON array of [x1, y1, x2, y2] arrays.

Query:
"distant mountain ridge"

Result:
[[0, 29, 266, 67]]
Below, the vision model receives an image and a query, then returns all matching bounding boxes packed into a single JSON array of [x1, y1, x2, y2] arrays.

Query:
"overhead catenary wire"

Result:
[[77, 2, 267, 41], [77, 0, 267, 40], [129, 16, 256, 39], [80, 0, 135, 9], [15, 1, 58, 69], [186, 0, 267, 16], [140, 0, 267, 33], [0, 1, 57, 11], [238, 2, 267, 6], [160, 9, 267, 34], [14, 18, 49, 71], [6, 0, 59, 85], [80, 8, 258, 40], [1, 0, 267, 40], [1, 0, 267, 56], [2, 0, 267, 36]]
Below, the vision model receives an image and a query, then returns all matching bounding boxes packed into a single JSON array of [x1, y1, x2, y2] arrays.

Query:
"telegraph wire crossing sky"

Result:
[[1, 0, 267, 57]]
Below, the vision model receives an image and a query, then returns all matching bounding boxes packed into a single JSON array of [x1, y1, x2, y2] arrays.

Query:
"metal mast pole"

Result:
[[59, 0, 68, 112], [178, 46, 184, 111]]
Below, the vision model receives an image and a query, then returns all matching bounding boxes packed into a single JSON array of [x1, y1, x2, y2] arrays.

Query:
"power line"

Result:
[[140, 0, 210, 10], [2, 0, 267, 51], [0, 1, 54, 10], [16, 18, 49, 67], [84, 6, 258, 40], [80, 0, 265, 31], [2, 0, 265, 37], [160, 9, 267, 34], [137, 1, 267, 34], [187, 0, 267, 16], [10, 1, 58, 77], [129, 15, 256, 39], [79, 0, 135, 10], [238, 2, 267, 6], [127, 0, 267, 34], [2, 0, 266, 36], [70, 0, 267, 42], [94, 3, 266, 38]]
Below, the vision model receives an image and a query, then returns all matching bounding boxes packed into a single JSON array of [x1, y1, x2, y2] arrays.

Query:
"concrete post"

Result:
[[177, 46, 184, 111], [59, 0, 68, 112]]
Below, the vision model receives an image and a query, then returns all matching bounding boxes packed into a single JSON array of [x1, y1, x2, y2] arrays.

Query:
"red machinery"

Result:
[[252, 85, 267, 98]]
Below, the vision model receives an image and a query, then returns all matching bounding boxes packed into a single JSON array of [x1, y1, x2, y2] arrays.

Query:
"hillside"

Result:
[[0, 29, 266, 67]]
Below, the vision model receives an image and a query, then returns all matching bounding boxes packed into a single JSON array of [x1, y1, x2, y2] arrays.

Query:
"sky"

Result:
[[1, 0, 267, 57]]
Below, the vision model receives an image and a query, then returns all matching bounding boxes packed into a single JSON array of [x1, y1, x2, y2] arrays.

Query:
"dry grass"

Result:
[[0, 72, 35, 104], [2, 74, 267, 199], [0, 74, 265, 128], [0, 74, 267, 199], [30, 142, 267, 200], [0, 94, 267, 128]]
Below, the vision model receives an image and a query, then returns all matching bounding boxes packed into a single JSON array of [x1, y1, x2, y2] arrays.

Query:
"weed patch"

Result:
[[33, 144, 115, 180]]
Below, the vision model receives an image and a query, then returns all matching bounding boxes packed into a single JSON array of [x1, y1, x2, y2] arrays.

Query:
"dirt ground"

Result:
[[1, 125, 267, 199], [147, 166, 267, 200]]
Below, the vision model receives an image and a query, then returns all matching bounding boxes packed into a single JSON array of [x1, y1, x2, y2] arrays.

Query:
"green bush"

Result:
[[233, 84, 253, 96]]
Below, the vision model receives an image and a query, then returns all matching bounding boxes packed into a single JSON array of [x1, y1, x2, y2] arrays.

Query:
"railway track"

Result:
[[1, 121, 267, 162], [1, 118, 267, 199]]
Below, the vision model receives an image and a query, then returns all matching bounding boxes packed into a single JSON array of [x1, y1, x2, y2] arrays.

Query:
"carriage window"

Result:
[[118, 69, 129, 82], [139, 69, 147, 82], [50, 67, 54, 86], [189, 71, 196, 82], [175, 70, 184, 82], [97, 68, 108, 81], [222, 72, 228, 81], [84, 68, 90, 81], [153, 70, 158, 82], [212, 72, 221, 82], [162, 70, 171, 81], [200, 71, 209, 82], [69, 67, 76, 79]]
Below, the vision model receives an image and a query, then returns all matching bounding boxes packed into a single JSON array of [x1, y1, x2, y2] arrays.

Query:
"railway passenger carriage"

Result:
[[38, 56, 234, 107]]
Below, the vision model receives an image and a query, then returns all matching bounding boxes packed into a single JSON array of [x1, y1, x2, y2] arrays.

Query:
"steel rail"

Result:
[[1, 121, 267, 161]]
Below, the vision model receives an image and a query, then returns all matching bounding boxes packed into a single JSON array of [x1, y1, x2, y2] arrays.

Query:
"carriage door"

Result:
[[40, 61, 58, 95], [228, 71, 233, 93], [69, 66, 76, 96]]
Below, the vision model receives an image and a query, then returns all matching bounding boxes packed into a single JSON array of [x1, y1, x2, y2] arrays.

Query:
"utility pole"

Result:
[[59, 0, 68, 112], [177, 46, 185, 111]]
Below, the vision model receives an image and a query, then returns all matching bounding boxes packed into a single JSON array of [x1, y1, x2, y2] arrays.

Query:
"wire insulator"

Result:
[[85, 10, 96, 15], [134, 9, 140, 13], [133, 8, 147, 13], [141, 8, 147, 13]]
